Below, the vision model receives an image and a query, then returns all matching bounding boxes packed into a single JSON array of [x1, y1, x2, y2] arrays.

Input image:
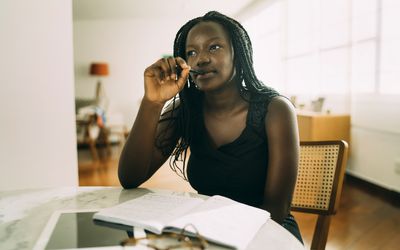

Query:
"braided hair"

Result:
[[157, 11, 275, 180]]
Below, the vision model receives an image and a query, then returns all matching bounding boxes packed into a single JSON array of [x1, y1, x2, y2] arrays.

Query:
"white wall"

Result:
[[348, 94, 400, 191], [0, 0, 78, 190], [73, 19, 181, 127]]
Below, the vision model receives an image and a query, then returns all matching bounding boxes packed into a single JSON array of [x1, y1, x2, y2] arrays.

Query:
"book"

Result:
[[93, 192, 270, 250]]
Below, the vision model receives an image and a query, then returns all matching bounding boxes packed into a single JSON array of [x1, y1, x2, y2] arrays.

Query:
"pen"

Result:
[[189, 69, 204, 74], [176, 66, 204, 75]]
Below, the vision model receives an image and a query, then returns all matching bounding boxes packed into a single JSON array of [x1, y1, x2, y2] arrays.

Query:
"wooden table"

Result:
[[297, 111, 351, 145]]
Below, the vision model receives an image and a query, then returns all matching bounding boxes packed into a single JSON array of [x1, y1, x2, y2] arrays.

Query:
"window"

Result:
[[244, 2, 284, 91], [351, 41, 376, 93], [242, 0, 400, 97], [380, 0, 400, 94]]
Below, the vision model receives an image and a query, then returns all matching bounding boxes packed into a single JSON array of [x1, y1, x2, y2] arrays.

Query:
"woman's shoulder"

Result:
[[246, 88, 281, 134], [249, 86, 280, 104], [265, 96, 297, 126], [247, 86, 294, 115], [268, 96, 295, 113], [246, 87, 296, 127]]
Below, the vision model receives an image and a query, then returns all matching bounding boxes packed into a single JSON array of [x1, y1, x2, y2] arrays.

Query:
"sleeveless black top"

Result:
[[187, 90, 279, 207]]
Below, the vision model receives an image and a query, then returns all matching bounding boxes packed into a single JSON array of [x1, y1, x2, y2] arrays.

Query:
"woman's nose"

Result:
[[196, 51, 211, 66]]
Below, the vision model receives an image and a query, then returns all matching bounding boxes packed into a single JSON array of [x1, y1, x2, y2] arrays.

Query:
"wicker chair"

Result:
[[291, 140, 349, 250]]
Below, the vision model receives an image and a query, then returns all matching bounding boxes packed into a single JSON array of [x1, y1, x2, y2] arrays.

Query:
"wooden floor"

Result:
[[78, 146, 400, 250]]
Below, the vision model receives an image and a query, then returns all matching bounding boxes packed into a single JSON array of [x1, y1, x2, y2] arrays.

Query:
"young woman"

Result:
[[118, 11, 302, 243]]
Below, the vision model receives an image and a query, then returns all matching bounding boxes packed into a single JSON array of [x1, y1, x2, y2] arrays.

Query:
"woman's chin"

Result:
[[195, 78, 223, 91], [195, 82, 216, 92]]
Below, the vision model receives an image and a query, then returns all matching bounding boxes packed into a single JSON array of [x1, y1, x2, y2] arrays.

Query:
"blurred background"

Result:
[[1, 0, 399, 196]]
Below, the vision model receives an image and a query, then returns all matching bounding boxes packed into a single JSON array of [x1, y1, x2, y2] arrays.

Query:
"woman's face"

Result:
[[185, 21, 237, 92]]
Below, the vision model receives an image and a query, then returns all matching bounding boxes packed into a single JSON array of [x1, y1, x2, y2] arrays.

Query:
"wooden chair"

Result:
[[291, 140, 349, 250], [76, 113, 111, 163]]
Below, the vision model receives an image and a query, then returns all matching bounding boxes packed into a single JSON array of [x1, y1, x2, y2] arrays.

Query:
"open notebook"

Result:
[[93, 192, 270, 250]]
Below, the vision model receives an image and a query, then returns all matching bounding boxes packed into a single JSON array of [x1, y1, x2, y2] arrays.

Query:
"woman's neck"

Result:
[[203, 82, 247, 114]]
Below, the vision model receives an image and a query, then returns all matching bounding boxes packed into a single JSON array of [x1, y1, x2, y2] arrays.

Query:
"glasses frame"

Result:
[[120, 224, 208, 250]]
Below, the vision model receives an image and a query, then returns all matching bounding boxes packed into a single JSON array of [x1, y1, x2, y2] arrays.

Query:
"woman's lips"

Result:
[[195, 71, 216, 80]]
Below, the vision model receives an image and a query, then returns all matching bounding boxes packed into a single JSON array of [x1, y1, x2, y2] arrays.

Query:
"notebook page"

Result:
[[93, 193, 204, 234], [166, 195, 269, 250]]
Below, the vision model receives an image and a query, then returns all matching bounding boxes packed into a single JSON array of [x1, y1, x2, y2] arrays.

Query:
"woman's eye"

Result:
[[210, 45, 221, 52], [186, 50, 196, 57]]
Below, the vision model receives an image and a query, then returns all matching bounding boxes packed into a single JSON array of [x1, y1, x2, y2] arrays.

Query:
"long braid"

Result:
[[156, 11, 276, 180]]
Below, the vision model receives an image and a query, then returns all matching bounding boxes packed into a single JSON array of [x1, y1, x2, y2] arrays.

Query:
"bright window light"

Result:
[[352, 0, 377, 41], [320, 48, 349, 94], [253, 33, 284, 91], [351, 41, 376, 93], [320, 0, 350, 48], [287, 0, 317, 56], [242, 0, 400, 96], [286, 54, 319, 95], [380, 0, 400, 94]]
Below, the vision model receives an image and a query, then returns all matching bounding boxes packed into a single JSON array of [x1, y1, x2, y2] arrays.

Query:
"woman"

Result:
[[118, 11, 302, 243]]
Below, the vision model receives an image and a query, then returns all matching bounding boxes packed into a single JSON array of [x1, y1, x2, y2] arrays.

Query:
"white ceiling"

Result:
[[73, 0, 256, 21]]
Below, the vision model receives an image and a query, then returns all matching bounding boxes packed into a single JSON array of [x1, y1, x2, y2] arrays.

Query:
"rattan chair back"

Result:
[[292, 140, 349, 250]]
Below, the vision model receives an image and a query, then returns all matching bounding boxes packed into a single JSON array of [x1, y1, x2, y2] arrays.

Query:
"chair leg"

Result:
[[103, 129, 112, 157], [88, 138, 99, 162], [311, 215, 332, 250], [98, 128, 112, 160]]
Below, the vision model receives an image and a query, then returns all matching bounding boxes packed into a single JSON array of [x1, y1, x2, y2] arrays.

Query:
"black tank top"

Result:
[[187, 90, 279, 207]]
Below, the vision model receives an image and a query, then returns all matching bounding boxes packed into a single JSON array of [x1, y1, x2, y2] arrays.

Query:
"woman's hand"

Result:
[[143, 57, 190, 105]]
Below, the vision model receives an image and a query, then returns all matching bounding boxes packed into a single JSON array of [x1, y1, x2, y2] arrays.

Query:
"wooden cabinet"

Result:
[[297, 111, 351, 146]]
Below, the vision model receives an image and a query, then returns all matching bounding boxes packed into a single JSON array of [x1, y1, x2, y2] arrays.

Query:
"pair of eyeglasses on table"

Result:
[[120, 224, 209, 250]]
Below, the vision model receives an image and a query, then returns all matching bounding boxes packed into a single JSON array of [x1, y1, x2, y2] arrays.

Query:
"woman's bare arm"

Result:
[[118, 98, 169, 188], [261, 96, 299, 223], [118, 57, 190, 188]]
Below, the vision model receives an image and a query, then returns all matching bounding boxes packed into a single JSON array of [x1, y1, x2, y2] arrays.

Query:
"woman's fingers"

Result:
[[143, 57, 190, 102], [158, 58, 171, 82], [145, 57, 189, 86], [167, 57, 177, 80], [144, 58, 164, 80], [149, 57, 176, 83], [176, 66, 190, 90], [175, 57, 190, 89], [175, 57, 189, 71]]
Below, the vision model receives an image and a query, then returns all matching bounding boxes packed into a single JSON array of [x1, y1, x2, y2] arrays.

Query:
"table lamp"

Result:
[[90, 62, 109, 104]]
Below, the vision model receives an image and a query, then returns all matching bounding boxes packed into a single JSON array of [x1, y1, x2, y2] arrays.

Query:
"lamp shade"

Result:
[[90, 63, 109, 76]]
